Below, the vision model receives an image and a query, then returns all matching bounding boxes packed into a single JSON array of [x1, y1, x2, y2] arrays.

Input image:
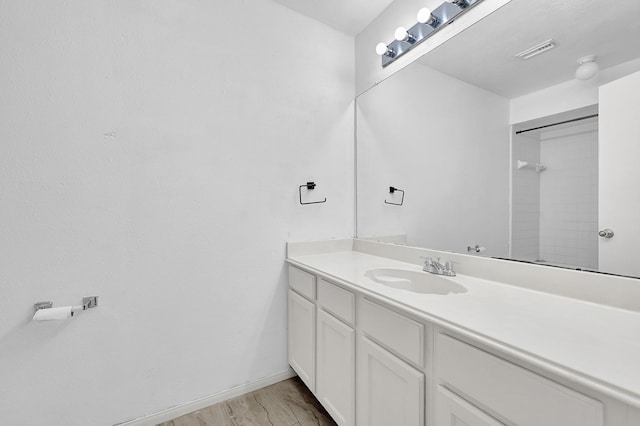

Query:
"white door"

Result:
[[288, 289, 315, 392], [437, 387, 505, 426], [599, 70, 640, 276], [316, 308, 355, 426], [356, 337, 424, 426]]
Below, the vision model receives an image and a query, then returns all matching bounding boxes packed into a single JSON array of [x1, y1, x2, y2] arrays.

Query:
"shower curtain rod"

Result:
[[515, 113, 599, 135]]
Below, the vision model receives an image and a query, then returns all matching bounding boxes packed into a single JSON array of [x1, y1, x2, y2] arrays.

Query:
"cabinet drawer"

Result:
[[318, 279, 355, 325], [359, 298, 424, 367], [288, 266, 316, 300], [437, 334, 603, 426]]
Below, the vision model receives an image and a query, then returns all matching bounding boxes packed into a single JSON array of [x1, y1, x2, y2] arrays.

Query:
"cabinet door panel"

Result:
[[437, 386, 504, 426], [288, 289, 315, 392], [357, 337, 424, 426], [360, 298, 424, 367], [317, 309, 355, 426], [318, 279, 355, 325], [289, 266, 316, 300], [437, 334, 603, 426]]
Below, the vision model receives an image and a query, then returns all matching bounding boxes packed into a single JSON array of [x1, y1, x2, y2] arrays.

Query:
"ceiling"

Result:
[[417, 0, 640, 98], [271, 0, 396, 36]]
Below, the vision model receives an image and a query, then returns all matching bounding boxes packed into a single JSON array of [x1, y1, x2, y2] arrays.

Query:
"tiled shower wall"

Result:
[[538, 124, 599, 269], [512, 121, 599, 270], [511, 133, 541, 261]]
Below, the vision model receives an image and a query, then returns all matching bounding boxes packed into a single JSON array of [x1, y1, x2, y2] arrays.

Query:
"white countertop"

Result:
[[287, 249, 640, 407]]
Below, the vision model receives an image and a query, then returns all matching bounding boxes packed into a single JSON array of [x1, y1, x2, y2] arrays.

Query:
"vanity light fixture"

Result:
[[376, 42, 395, 57], [395, 27, 417, 43], [575, 55, 600, 80], [416, 8, 437, 26], [444, 0, 473, 8], [376, 0, 484, 67]]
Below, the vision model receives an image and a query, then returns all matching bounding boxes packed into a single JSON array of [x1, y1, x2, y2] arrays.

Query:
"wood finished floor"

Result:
[[157, 376, 337, 426]]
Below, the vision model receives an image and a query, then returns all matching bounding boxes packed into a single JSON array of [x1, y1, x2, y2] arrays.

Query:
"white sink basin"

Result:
[[365, 268, 466, 295]]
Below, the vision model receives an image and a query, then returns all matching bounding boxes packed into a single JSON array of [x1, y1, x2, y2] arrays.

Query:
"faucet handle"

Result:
[[444, 260, 456, 276], [421, 257, 434, 272]]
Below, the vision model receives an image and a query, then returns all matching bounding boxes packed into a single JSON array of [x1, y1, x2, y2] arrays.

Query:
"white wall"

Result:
[[354, 0, 512, 95], [0, 1, 354, 425], [356, 62, 510, 256], [510, 57, 640, 124]]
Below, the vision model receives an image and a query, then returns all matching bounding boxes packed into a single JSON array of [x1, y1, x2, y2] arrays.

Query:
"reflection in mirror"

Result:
[[356, 0, 640, 277], [511, 106, 599, 271], [356, 60, 510, 257]]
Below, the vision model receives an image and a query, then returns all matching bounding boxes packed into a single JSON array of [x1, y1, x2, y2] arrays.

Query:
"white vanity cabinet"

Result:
[[437, 386, 504, 426], [436, 333, 604, 426], [288, 266, 356, 426], [287, 266, 317, 392], [288, 290, 315, 392], [357, 298, 426, 426], [316, 279, 356, 426], [357, 336, 425, 426], [317, 307, 355, 426], [288, 262, 633, 426]]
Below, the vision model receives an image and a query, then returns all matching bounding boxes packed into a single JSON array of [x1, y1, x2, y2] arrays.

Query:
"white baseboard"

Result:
[[116, 368, 297, 426]]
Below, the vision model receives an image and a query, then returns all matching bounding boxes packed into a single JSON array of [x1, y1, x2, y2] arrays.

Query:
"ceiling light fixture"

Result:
[[575, 55, 600, 80]]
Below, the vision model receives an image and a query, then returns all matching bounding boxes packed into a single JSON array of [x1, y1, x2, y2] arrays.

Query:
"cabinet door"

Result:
[[357, 337, 424, 426], [317, 309, 355, 426], [288, 289, 315, 392], [437, 386, 504, 426]]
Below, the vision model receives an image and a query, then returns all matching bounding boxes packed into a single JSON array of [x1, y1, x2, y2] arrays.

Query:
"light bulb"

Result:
[[376, 42, 389, 56], [395, 26, 408, 42], [417, 8, 435, 25]]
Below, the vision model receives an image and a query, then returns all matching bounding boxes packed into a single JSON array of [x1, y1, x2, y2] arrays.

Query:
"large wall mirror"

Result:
[[356, 0, 640, 277]]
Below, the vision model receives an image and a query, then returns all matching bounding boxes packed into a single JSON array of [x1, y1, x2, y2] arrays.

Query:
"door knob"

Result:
[[598, 228, 615, 238]]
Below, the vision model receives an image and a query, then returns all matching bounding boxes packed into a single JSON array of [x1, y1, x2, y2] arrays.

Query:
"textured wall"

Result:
[[0, 1, 354, 424]]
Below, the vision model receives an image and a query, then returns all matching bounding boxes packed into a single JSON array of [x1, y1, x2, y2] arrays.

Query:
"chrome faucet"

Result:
[[422, 257, 456, 276]]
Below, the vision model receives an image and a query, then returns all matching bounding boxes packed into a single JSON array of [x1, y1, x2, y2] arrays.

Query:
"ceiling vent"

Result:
[[515, 39, 556, 60]]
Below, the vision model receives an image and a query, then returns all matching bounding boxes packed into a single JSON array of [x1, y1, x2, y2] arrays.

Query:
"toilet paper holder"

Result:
[[34, 296, 98, 313]]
